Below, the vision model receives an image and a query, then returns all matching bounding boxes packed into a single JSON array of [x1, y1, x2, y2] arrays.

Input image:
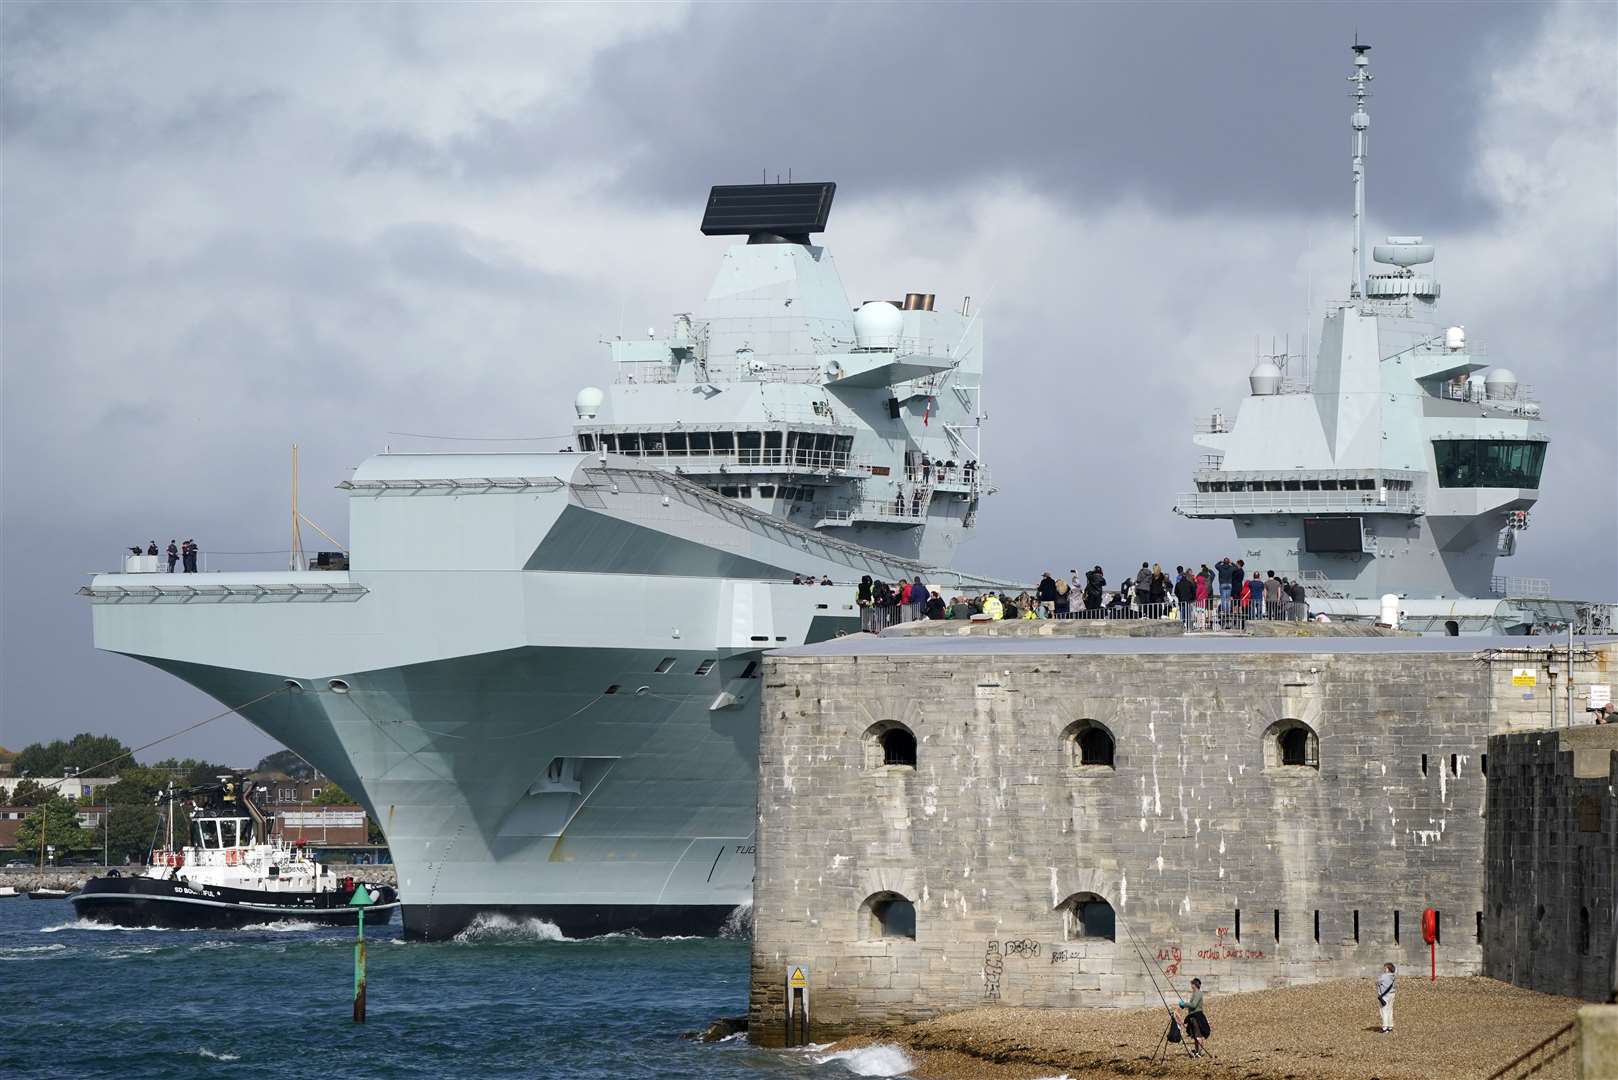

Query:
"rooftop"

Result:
[[770, 633, 1618, 659]]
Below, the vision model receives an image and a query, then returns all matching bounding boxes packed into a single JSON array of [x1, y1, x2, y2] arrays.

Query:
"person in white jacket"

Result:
[[1375, 963, 1396, 1033]]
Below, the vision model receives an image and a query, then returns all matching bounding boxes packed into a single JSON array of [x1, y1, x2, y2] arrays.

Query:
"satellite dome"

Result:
[[853, 301, 901, 350], [1444, 326, 1466, 351], [1248, 360, 1282, 396], [1372, 236, 1435, 268], [1484, 368, 1518, 400], [574, 386, 605, 420]]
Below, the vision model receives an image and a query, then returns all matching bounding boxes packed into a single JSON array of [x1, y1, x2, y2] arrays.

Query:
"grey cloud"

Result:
[[345, 1, 1549, 230], [1, 1, 1611, 766]]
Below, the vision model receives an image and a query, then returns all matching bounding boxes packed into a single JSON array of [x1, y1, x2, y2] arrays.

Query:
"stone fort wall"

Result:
[[1484, 726, 1617, 1002], [749, 640, 1613, 1044]]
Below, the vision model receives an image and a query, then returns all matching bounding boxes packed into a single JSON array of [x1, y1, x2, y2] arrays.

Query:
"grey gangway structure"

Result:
[[1175, 42, 1611, 636], [81, 183, 1004, 939]]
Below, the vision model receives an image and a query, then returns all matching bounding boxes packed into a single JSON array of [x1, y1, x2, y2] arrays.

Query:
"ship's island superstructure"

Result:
[[81, 183, 1001, 939], [1177, 42, 1610, 635]]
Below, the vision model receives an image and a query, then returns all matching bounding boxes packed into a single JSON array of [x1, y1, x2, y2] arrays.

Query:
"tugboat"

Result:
[[72, 775, 398, 929]]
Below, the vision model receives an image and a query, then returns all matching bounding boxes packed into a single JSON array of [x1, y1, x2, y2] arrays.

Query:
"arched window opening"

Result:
[[1056, 892, 1116, 941], [1062, 720, 1116, 771], [1265, 719, 1319, 771], [861, 891, 917, 940], [882, 728, 917, 767], [863, 720, 917, 771]]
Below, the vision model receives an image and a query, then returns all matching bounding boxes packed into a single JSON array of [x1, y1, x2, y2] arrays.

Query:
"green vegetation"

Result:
[[14, 798, 91, 858], [254, 749, 315, 779], [13, 733, 134, 779]]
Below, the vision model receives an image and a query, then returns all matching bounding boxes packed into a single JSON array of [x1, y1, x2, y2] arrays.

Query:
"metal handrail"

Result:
[[1174, 489, 1421, 514], [1483, 1019, 1576, 1080]]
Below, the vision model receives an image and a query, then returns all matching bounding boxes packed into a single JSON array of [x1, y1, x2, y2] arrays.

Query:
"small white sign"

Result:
[[1590, 684, 1612, 709]]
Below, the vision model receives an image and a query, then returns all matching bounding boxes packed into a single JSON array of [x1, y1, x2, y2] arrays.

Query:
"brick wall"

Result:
[[1483, 727, 1617, 1001], [749, 643, 1603, 1045]]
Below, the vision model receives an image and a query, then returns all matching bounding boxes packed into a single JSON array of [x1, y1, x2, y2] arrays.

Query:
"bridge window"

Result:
[[862, 891, 917, 940], [1057, 893, 1116, 941], [1432, 440, 1545, 488], [618, 433, 640, 456]]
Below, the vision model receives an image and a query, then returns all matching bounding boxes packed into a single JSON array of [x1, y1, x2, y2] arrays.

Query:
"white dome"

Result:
[[574, 386, 605, 419], [1444, 325, 1466, 351], [853, 301, 901, 350], [1248, 360, 1282, 396], [1484, 368, 1518, 399]]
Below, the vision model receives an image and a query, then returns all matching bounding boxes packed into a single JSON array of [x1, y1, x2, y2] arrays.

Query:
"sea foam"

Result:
[[812, 1044, 916, 1076]]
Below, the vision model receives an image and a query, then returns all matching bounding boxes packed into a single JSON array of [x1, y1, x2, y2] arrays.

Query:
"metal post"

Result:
[[1568, 622, 1575, 727], [354, 905, 367, 1023]]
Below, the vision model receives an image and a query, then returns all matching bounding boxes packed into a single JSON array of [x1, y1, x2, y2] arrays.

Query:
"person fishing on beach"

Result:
[[1178, 978, 1211, 1057]]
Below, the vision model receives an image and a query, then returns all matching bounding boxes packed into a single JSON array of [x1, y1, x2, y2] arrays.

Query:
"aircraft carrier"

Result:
[[80, 44, 1611, 939], [82, 181, 1003, 939], [1176, 41, 1611, 636]]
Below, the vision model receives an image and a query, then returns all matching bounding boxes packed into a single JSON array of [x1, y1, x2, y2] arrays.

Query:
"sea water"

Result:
[[3, 899, 916, 1079]]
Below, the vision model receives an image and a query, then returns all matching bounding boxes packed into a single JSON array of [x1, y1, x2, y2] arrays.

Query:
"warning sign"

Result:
[[789, 966, 808, 988], [1511, 668, 1537, 687], [1590, 684, 1612, 709]]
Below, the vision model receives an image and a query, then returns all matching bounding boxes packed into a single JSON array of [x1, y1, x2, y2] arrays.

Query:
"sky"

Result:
[[2, 1, 1614, 766]]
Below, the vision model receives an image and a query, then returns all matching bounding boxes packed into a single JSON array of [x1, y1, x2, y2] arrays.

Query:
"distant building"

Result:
[[0, 804, 107, 849], [272, 803, 369, 847], [0, 776, 116, 802]]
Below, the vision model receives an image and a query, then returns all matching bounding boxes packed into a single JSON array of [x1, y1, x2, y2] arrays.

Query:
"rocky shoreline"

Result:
[[811, 977, 1586, 1080]]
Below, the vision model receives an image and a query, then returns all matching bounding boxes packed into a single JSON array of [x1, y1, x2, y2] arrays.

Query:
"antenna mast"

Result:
[[290, 444, 306, 572], [1348, 38, 1373, 302]]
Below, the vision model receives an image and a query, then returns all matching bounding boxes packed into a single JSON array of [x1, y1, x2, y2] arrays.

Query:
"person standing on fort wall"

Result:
[[1376, 963, 1397, 1033]]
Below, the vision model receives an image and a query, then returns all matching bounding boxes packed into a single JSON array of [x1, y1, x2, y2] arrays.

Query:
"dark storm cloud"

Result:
[[346, 1, 1542, 230]]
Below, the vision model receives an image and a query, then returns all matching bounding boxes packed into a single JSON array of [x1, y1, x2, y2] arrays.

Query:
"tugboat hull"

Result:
[[72, 876, 398, 929]]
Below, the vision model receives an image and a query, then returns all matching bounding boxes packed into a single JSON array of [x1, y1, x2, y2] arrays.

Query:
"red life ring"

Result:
[[225, 849, 241, 867], [1422, 907, 1438, 945]]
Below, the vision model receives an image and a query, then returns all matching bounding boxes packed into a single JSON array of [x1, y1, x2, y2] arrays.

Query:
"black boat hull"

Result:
[[403, 902, 737, 941], [71, 876, 398, 930]]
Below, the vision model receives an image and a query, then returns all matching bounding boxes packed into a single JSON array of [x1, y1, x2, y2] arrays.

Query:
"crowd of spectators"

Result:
[[856, 559, 1316, 633]]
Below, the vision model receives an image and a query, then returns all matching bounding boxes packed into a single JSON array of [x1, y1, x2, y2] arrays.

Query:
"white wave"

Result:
[[720, 901, 754, 939], [0, 943, 69, 956], [249, 920, 325, 932], [196, 1048, 240, 1061], [451, 913, 566, 943], [41, 919, 199, 933], [813, 1044, 915, 1076]]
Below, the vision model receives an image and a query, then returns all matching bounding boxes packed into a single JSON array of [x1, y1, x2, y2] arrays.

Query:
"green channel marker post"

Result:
[[351, 883, 376, 1023]]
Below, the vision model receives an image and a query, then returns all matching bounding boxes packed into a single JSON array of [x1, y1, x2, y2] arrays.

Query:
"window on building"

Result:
[[1432, 439, 1547, 489], [1450, 753, 1460, 777], [862, 891, 917, 940], [1062, 720, 1116, 770], [1264, 719, 1319, 770], [863, 720, 917, 771], [1353, 910, 1360, 944], [1580, 908, 1591, 954], [1273, 909, 1281, 943], [1057, 893, 1116, 941]]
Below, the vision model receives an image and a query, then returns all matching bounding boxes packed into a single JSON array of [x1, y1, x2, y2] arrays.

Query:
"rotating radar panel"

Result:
[[700, 182, 836, 239]]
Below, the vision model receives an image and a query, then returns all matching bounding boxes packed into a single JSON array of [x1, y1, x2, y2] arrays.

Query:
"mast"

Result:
[[290, 444, 306, 572], [1348, 38, 1373, 301]]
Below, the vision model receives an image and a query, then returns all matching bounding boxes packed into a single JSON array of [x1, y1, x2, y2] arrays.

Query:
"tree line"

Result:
[[5, 733, 376, 862]]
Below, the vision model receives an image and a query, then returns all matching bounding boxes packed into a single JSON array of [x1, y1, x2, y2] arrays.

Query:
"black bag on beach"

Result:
[[1166, 1019, 1182, 1043]]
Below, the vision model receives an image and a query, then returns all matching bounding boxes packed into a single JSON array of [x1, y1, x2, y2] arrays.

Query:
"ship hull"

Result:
[[84, 454, 978, 941], [72, 876, 400, 930], [404, 902, 737, 940]]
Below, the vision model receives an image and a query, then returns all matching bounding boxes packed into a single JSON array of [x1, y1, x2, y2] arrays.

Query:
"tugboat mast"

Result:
[[1349, 38, 1373, 301]]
